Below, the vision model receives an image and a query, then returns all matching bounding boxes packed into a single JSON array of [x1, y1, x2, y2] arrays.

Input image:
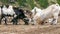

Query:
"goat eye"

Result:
[[45, 22, 47, 23]]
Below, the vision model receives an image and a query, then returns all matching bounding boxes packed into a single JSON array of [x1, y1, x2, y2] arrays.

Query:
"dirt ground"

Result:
[[1, 24, 60, 34], [0, 16, 60, 34]]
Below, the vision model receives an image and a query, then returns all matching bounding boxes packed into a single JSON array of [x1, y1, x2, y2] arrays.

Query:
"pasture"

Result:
[[0, 0, 60, 34], [0, 16, 60, 34]]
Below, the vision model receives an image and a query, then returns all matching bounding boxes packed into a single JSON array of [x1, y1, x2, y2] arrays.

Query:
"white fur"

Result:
[[31, 7, 42, 16], [7, 5, 15, 15], [2, 5, 15, 15], [32, 4, 60, 25]]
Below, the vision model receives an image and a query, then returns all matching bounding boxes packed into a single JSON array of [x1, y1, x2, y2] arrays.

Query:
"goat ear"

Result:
[[6, 5, 9, 8]]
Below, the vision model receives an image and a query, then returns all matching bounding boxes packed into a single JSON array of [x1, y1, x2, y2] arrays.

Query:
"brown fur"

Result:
[[34, 16, 43, 25], [36, 15, 54, 25]]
